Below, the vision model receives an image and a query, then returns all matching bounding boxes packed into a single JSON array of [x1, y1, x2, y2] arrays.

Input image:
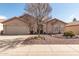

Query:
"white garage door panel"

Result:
[[5, 26, 29, 35]]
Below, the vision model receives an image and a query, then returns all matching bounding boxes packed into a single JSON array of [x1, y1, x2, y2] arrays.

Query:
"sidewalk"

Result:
[[0, 45, 79, 56]]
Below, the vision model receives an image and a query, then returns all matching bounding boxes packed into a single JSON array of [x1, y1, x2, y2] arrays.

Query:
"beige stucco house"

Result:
[[2, 14, 66, 35], [65, 18, 79, 35]]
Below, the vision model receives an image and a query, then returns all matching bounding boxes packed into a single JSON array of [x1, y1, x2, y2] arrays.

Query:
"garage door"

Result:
[[4, 26, 30, 35]]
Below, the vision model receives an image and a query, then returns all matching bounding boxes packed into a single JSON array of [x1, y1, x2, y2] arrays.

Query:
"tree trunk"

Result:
[[38, 24, 40, 36], [37, 18, 41, 36]]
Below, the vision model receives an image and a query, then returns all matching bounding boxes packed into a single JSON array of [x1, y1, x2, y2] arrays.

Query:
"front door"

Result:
[[37, 25, 43, 34]]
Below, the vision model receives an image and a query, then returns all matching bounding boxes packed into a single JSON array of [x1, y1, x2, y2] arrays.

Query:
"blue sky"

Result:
[[0, 3, 25, 19], [0, 3, 79, 23], [52, 3, 79, 22]]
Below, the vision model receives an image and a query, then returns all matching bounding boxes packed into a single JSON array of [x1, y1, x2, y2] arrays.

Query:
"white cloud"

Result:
[[69, 15, 75, 19], [66, 15, 76, 23], [68, 14, 79, 22], [0, 16, 6, 19]]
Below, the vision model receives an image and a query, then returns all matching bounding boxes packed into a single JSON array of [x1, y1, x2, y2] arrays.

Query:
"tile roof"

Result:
[[2, 17, 19, 23], [45, 18, 67, 24], [2, 14, 67, 25], [0, 19, 5, 23], [66, 21, 79, 26], [2, 14, 36, 24]]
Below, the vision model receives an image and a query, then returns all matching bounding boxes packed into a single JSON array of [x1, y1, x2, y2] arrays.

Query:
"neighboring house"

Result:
[[0, 19, 5, 34], [2, 14, 66, 35], [65, 18, 79, 35]]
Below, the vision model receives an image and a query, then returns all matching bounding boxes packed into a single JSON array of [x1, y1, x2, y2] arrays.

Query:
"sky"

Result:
[[0, 3, 25, 19], [0, 3, 79, 23], [52, 3, 79, 23]]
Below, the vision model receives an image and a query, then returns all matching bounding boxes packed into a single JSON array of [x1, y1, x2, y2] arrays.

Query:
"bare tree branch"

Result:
[[25, 3, 52, 34]]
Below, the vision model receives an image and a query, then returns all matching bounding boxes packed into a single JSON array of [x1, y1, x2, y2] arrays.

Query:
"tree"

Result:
[[73, 18, 77, 22], [25, 3, 52, 35]]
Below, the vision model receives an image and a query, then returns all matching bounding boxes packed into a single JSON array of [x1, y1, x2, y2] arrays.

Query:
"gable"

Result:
[[53, 20, 66, 26], [47, 18, 66, 25], [19, 14, 36, 24], [3, 18, 27, 26]]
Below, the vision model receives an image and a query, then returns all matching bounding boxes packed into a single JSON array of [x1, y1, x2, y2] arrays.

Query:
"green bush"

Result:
[[63, 31, 75, 38]]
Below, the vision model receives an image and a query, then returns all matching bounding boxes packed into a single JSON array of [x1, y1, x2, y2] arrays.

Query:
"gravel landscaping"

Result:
[[0, 35, 79, 50], [0, 35, 79, 47], [0, 35, 79, 55]]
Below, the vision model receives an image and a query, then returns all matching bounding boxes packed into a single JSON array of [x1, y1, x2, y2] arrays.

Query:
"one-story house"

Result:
[[2, 14, 66, 35], [65, 18, 79, 35]]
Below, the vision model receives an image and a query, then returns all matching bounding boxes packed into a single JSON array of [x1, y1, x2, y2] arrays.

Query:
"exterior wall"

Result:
[[3, 19, 30, 35], [65, 25, 79, 35], [43, 24, 47, 33], [3, 18, 66, 35], [52, 21, 65, 34], [46, 21, 65, 34], [46, 23, 52, 34], [32, 22, 37, 33]]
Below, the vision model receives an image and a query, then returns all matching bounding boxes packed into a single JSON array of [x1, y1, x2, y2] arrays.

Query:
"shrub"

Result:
[[63, 31, 75, 38], [28, 36, 45, 40]]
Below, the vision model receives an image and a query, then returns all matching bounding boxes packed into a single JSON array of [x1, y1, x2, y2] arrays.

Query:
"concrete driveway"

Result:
[[0, 45, 79, 56], [0, 35, 36, 40]]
